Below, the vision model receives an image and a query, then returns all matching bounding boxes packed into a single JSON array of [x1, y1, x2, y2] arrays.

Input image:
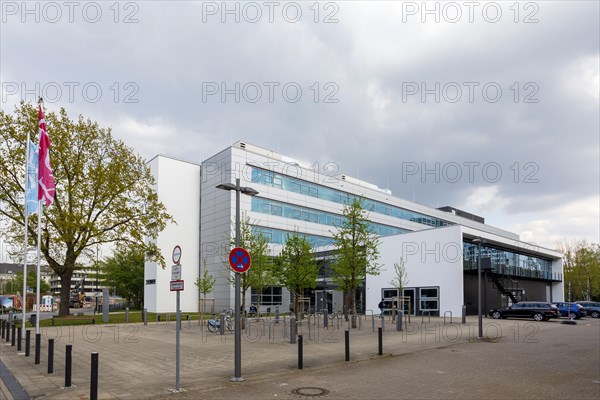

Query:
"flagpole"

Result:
[[36, 199, 41, 334], [22, 132, 30, 340]]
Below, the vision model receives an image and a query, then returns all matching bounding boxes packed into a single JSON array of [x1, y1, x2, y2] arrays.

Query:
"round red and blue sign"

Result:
[[229, 247, 251, 273]]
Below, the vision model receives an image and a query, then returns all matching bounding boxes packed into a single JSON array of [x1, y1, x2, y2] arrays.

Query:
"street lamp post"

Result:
[[216, 178, 258, 382], [473, 237, 485, 339]]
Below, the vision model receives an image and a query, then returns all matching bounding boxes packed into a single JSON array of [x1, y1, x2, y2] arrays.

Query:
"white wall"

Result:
[[366, 225, 465, 316], [144, 156, 201, 313]]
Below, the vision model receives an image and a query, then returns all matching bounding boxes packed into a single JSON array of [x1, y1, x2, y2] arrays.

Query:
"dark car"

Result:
[[489, 302, 560, 321], [551, 302, 586, 319], [575, 301, 600, 318]]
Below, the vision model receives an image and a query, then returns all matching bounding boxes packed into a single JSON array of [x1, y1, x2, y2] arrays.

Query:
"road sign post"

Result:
[[171, 246, 183, 392], [229, 247, 252, 382]]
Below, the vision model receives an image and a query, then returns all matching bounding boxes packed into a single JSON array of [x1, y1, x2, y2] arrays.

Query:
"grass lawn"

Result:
[[9, 311, 213, 328]]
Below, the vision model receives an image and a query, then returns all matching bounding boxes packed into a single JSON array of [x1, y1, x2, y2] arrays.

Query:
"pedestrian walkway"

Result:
[[0, 315, 553, 399]]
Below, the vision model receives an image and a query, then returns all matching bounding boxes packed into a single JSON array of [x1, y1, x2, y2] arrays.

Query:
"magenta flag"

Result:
[[37, 105, 55, 206]]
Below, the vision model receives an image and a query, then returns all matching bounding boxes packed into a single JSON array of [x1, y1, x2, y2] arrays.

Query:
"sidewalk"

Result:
[[0, 315, 583, 399]]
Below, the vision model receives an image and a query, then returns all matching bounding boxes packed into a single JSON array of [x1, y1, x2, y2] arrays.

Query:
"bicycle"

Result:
[[207, 310, 234, 333], [328, 310, 343, 321]]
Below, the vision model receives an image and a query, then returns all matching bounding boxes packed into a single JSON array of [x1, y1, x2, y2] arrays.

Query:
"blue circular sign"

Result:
[[229, 247, 251, 273]]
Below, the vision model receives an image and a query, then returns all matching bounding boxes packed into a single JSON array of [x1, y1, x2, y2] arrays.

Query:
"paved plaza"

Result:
[[1, 315, 599, 399]]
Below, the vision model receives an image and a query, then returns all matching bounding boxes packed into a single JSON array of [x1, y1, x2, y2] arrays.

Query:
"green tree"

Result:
[[558, 240, 600, 301], [0, 102, 171, 315], [101, 247, 145, 309], [274, 233, 318, 318], [195, 258, 216, 315], [226, 216, 276, 317], [6, 270, 51, 295], [331, 198, 380, 325]]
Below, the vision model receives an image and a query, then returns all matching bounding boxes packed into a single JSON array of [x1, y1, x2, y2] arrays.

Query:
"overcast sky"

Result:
[[1, 0, 598, 249]]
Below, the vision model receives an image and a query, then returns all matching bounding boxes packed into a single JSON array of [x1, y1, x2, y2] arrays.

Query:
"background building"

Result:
[[144, 141, 564, 314]]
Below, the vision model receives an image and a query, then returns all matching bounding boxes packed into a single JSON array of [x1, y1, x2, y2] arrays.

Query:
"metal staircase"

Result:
[[482, 260, 524, 304]]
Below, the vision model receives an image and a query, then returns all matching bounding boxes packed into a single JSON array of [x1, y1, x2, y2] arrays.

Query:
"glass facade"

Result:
[[251, 167, 451, 228], [251, 197, 409, 237], [251, 226, 336, 248], [463, 241, 561, 281]]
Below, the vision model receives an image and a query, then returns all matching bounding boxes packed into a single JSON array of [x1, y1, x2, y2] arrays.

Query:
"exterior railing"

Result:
[[463, 261, 562, 282]]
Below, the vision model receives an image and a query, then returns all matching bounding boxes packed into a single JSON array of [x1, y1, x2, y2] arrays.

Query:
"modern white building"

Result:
[[144, 155, 200, 313], [144, 141, 564, 315]]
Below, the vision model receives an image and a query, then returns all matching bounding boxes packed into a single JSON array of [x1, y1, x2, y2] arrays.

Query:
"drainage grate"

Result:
[[291, 387, 330, 397]]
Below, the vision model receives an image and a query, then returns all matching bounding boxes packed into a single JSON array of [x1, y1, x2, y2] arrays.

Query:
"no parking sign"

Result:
[[229, 247, 251, 273]]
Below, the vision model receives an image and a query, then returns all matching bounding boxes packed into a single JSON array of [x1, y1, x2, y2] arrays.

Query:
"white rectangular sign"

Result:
[[170, 280, 184, 291], [171, 265, 181, 280]]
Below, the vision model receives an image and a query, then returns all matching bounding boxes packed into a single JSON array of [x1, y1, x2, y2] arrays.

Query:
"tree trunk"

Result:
[[294, 290, 299, 319], [344, 290, 350, 321], [351, 288, 357, 329], [59, 271, 73, 316]]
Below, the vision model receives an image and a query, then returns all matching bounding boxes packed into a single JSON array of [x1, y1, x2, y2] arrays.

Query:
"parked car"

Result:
[[575, 301, 600, 318], [551, 302, 586, 319], [489, 302, 560, 321]]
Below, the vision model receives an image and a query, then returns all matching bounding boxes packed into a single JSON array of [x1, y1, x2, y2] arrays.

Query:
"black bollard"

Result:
[[1, 319, 5, 339], [219, 313, 225, 336], [65, 345, 72, 387], [48, 339, 54, 374], [35, 333, 41, 364], [298, 335, 303, 370], [17, 327, 22, 351], [25, 330, 31, 357], [5, 322, 9, 343], [345, 330, 350, 361], [378, 327, 383, 355], [90, 353, 99, 400], [11, 324, 16, 347]]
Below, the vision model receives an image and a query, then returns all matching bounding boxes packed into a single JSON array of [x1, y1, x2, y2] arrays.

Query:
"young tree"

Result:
[[389, 258, 409, 317], [274, 233, 318, 318], [101, 247, 145, 309], [389, 258, 409, 295], [0, 102, 171, 315], [195, 258, 216, 316], [226, 216, 275, 316], [331, 198, 380, 326]]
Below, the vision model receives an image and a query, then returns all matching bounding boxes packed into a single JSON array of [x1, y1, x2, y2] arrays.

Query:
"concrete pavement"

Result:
[[1, 315, 599, 399]]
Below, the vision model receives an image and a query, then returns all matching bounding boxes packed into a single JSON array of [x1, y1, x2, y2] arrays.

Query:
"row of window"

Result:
[[381, 287, 440, 312], [251, 226, 335, 248], [251, 167, 451, 228], [251, 197, 408, 237], [251, 286, 283, 306]]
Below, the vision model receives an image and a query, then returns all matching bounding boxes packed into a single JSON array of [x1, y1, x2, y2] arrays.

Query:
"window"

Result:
[[419, 287, 439, 311], [271, 205, 283, 216], [251, 286, 283, 306]]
